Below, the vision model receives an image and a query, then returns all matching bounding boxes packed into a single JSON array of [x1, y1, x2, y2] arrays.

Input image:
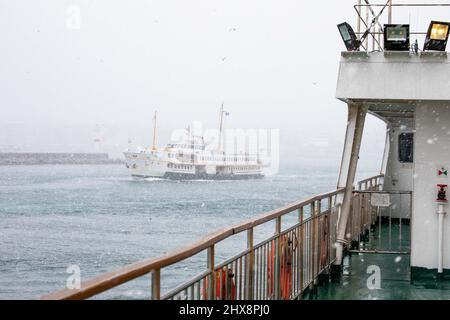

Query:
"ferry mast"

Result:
[[151, 110, 157, 152], [218, 103, 225, 152]]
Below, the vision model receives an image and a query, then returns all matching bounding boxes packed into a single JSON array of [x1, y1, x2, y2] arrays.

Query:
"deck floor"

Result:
[[316, 222, 450, 300]]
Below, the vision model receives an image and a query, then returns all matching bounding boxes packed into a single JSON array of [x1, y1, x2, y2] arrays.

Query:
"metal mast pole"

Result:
[[388, 0, 392, 24], [365, 3, 369, 50], [357, 0, 361, 38], [218, 103, 224, 152], [152, 111, 157, 151]]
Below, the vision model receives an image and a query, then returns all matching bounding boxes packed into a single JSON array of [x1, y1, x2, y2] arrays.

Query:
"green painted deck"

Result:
[[316, 222, 450, 300]]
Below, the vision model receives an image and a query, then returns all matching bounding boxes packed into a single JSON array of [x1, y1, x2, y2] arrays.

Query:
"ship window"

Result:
[[398, 133, 414, 163]]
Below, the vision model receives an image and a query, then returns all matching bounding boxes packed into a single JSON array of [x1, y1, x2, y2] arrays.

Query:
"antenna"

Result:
[[151, 110, 157, 152], [359, 1, 390, 50], [388, 0, 392, 24], [218, 103, 224, 152]]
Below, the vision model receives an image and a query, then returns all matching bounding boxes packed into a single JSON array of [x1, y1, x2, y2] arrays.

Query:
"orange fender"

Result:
[[266, 235, 294, 300], [202, 267, 236, 300]]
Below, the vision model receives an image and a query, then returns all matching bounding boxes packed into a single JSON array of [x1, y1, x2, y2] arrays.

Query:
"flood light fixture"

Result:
[[423, 21, 450, 51], [384, 24, 410, 51], [338, 22, 361, 51]]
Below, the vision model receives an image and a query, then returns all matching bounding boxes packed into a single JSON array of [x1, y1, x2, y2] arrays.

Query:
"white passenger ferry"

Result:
[[124, 109, 264, 180]]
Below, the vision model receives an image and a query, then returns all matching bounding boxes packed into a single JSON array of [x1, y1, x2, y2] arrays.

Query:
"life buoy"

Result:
[[279, 236, 293, 300], [202, 267, 236, 300], [267, 234, 296, 300]]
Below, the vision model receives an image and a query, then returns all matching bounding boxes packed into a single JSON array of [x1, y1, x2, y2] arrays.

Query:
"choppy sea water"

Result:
[[0, 164, 376, 299]]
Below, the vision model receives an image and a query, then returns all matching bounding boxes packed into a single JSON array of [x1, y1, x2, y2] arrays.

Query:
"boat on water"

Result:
[[43, 1, 450, 301], [124, 106, 264, 180]]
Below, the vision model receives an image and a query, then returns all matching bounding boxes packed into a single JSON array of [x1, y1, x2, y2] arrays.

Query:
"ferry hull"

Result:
[[132, 172, 264, 180], [124, 152, 264, 181]]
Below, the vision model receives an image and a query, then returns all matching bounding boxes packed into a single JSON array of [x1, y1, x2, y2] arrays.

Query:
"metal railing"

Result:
[[41, 175, 384, 300], [163, 199, 339, 300], [354, 1, 450, 52], [347, 175, 411, 254], [346, 175, 383, 246]]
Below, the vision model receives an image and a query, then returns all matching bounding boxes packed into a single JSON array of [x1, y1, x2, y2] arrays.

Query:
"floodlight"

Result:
[[338, 22, 361, 51], [423, 21, 450, 51], [384, 24, 410, 51]]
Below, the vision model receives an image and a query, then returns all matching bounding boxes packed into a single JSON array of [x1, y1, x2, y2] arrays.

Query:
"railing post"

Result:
[[310, 201, 316, 284], [315, 200, 321, 279], [207, 245, 215, 300], [328, 196, 333, 266], [274, 216, 281, 299], [298, 207, 304, 294], [151, 269, 161, 300], [246, 228, 254, 299]]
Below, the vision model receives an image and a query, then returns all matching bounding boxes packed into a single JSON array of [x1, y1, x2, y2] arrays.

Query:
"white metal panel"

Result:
[[337, 52, 450, 102], [412, 102, 450, 270]]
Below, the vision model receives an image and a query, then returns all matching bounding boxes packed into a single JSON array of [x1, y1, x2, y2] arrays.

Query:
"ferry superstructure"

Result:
[[44, 1, 450, 301], [124, 110, 263, 180]]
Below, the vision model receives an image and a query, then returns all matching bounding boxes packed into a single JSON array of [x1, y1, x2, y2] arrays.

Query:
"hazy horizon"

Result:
[[4, 0, 445, 171]]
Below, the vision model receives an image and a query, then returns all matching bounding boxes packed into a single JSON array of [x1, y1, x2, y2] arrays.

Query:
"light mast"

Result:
[[218, 103, 224, 152], [151, 110, 157, 152]]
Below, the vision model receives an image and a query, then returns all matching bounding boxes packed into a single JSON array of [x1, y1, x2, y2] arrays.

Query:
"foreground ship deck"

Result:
[[317, 254, 450, 300], [316, 223, 450, 300]]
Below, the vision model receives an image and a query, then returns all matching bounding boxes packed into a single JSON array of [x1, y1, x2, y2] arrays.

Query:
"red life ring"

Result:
[[267, 234, 295, 300], [202, 267, 236, 300]]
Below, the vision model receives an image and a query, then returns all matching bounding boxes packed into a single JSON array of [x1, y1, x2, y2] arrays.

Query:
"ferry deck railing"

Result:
[[41, 175, 384, 300], [347, 175, 411, 255], [353, 1, 450, 52]]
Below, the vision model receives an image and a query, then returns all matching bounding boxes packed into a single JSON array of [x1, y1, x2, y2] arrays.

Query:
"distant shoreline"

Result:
[[0, 152, 123, 166]]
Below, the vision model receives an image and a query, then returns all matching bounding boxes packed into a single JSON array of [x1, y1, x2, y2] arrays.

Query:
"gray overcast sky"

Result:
[[2, 0, 356, 127], [2, 0, 447, 168]]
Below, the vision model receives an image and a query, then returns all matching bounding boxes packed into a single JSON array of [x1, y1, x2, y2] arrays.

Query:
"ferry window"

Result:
[[398, 133, 414, 163]]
